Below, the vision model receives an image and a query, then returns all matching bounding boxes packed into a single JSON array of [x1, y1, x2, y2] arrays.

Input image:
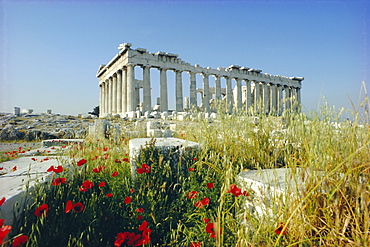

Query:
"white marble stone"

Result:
[[0, 156, 60, 225], [97, 43, 303, 117], [129, 138, 200, 180], [238, 168, 309, 218]]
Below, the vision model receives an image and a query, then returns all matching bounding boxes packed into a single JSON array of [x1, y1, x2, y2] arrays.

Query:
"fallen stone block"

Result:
[[238, 168, 308, 219], [42, 139, 84, 148], [129, 138, 200, 180], [0, 156, 59, 226]]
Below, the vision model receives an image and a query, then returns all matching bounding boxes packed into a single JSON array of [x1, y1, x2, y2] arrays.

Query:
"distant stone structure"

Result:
[[97, 43, 303, 117], [14, 107, 20, 116]]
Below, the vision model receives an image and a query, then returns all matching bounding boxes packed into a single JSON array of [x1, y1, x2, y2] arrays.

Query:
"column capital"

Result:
[[141, 64, 151, 69]]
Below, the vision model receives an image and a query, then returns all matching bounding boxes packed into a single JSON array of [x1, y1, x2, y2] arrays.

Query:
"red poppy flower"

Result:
[[112, 171, 119, 177], [205, 223, 215, 237], [72, 202, 84, 213], [130, 189, 135, 193], [77, 159, 87, 166], [274, 223, 287, 235], [65, 200, 85, 213], [126, 233, 141, 246], [106, 193, 113, 197], [205, 223, 222, 238], [0, 167, 3, 170], [92, 165, 105, 173], [124, 197, 131, 204], [136, 208, 144, 213], [0, 225, 12, 245], [138, 220, 148, 231], [79, 180, 94, 192], [227, 184, 248, 197], [194, 201, 204, 209], [207, 183, 214, 189], [31, 158, 37, 161], [11, 234, 28, 247], [34, 204, 48, 217], [52, 177, 66, 186], [203, 218, 210, 223], [98, 181, 106, 187], [11, 166, 17, 171], [114, 159, 122, 163], [186, 191, 198, 199], [194, 197, 210, 208], [188, 167, 195, 171], [122, 158, 130, 162], [103, 147, 109, 152], [0, 197, 5, 206], [190, 242, 201, 247], [192, 158, 197, 161], [54, 166, 63, 173], [201, 197, 210, 205], [137, 164, 150, 174], [137, 215, 143, 220], [114, 232, 126, 247], [137, 228, 152, 245]]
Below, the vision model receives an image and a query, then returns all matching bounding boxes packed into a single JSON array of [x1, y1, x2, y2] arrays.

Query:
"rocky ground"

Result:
[[0, 142, 41, 153], [0, 113, 95, 141]]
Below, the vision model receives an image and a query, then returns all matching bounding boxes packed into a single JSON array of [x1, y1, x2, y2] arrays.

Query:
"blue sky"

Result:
[[0, 0, 369, 117]]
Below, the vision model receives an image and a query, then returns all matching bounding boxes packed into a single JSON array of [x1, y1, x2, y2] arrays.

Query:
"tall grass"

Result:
[[4, 103, 370, 246]]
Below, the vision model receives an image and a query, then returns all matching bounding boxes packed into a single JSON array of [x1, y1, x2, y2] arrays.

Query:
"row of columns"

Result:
[[99, 64, 301, 116]]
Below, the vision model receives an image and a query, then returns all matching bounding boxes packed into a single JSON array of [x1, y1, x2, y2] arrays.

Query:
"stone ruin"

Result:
[[97, 43, 304, 118]]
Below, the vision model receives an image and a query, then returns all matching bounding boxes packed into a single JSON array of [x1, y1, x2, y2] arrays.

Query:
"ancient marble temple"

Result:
[[96, 43, 303, 117]]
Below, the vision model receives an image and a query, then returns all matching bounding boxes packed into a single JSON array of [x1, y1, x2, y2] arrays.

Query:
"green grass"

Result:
[[3, 105, 370, 247]]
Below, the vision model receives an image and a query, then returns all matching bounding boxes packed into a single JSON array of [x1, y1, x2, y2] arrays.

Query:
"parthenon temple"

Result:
[[96, 43, 304, 118]]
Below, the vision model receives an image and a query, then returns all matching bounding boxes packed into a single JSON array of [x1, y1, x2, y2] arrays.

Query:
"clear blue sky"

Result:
[[0, 0, 369, 117]]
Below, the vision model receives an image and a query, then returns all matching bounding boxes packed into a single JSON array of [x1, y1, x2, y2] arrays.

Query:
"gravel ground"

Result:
[[0, 142, 42, 153]]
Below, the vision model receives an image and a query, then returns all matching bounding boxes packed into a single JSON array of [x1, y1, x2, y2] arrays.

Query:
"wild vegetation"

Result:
[[1, 103, 370, 247]]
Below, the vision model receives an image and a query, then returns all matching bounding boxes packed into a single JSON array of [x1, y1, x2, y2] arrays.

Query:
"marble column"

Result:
[[127, 64, 136, 112], [245, 80, 252, 113], [284, 86, 291, 112], [213, 75, 221, 100], [226, 77, 232, 114], [160, 68, 168, 112], [189, 72, 197, 108], [112, 74, 117, 113], [235, 78, 242, 110], [175, 70, 183, 112], [117, 70, 122, 114], [296, 87, 301, 106], [108, 77, 112, 114], [254, 81, 261, 113], [143, 66, 151, 113], [99, 84, 103, 116], [262, 83, 270, 114], [103, 81, 108, 115], [201, 73, 210, 112], [277, 85, 283, 115], [121, 67, 127, 114], [270, 84, 277, 114]]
